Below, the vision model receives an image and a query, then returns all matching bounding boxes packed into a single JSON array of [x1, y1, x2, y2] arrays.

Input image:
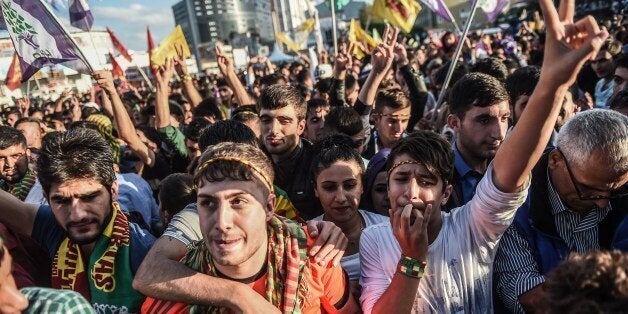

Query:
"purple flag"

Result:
[[1, 0, 91, 82], [69, 0, 93, 31], [472, 0, 509, 23], [419, 0, 452, 22]]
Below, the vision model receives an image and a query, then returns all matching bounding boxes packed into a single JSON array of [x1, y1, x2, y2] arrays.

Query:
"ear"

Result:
[[548, 149, 562, 171], [265, 193, 276, 221], [296, 118, 306, 136], [110, 180, 119, 201], [372, 113, 381, 124], [440, 183, 453, 207], [446, 114, 461, 132]]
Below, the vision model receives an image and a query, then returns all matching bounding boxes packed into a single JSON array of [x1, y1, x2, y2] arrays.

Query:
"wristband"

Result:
[[396, 255, 426, 279], [181, 74, 192, 82]]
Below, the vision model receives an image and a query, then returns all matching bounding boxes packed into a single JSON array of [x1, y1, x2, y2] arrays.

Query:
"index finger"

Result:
[[558, 0, 574, 23], [539, 0, 561, 31]]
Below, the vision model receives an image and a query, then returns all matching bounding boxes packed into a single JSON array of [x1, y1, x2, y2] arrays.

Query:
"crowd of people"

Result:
[[0, 0, 627, 313]]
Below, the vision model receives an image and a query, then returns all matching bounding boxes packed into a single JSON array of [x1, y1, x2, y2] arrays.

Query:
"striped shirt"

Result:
[[494, 170, 611, 313]]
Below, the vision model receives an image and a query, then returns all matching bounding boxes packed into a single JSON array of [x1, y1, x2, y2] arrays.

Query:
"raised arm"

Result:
[[329, 43, 353, 107], [216, 44, 254, 106], [492, 0, 607, 192], [93, 70, 155, 168], [154, 59, 176, 129], [0, 189, 38, 237], [358, 25, 398, 107], [173, 45, 203, 108]]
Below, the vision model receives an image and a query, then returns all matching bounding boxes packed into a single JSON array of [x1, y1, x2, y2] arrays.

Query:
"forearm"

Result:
[[106, 90, 138, 145], [155, 83, 171, 129], [182, 80, 203, 108], [518, 285, 548, 313], [358, 73, 385, 107], [329, 78, 347, 107], [493, 78, 567, 192], [226, 71, 253, 106], [0, 190, 37, 236], [371, 272, 420, 313]]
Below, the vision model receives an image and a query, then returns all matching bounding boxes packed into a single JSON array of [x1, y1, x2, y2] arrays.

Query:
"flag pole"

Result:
[[132, 60, 154, 90], [38, 0, 95, 73], [431, 0, 479, 123], [330, 0, 338, 56], [443, 5, 462, 35], [26, 80, 30, 97]]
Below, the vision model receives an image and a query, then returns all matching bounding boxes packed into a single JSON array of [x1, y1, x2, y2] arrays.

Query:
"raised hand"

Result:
[[334, 42, 354, 77], [155, 58, 176, 87], [216, 44, 233, 76], [70, 96, 82, 121], [173, 44, 188, 77], [390, 203, 434, 261], [371, 24, 399, 75], [17, 98, 30, 117], [393, 39, 409, 66], [92, 71, 116, 95], [538, 0, 608, 86]]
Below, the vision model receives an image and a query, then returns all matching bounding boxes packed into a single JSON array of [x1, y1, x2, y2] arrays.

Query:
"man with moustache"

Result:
[[0, 128, 154, 313], [257, 84, 321, 219]]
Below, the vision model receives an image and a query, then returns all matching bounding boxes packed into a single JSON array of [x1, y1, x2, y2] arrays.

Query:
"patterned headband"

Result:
[[197, 156, 275, 195]]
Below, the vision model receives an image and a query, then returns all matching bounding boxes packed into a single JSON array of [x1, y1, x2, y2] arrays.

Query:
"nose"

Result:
[[269, 119, 281, 135], [334, 187, 348, 204], [404, 178, 421, 201], [69, 200, 89, 222], [214, 203, 233, 232], [490, 120, 506, 141], [392, 120, 402, 133]]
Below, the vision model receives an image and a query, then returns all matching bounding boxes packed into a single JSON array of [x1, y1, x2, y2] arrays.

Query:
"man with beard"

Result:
[[0, 128, 155, 313], [0, 126, 43, 204], [258, 84, 321, 219], [444, 73, 510, 209]]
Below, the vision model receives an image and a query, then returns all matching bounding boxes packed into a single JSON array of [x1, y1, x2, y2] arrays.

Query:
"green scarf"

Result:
[[1, 168, 37, 201], [182, 215, 309, 314], [51, 203, 144, 313]]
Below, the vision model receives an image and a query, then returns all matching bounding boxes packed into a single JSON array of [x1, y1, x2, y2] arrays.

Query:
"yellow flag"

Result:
[[151, 25, 192, 66], [276, 32, 301, 52], [348, 19, 379, 59], [276, 18, 316, 52], [372, 0, 421, 33]]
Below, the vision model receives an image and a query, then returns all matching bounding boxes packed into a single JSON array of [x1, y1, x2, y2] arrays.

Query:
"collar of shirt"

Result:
[[453, 142, 477, 178]]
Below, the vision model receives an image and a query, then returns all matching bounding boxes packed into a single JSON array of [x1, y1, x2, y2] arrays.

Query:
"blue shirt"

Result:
[[453, 143, 483, 205], [116, 173, 160, 228], [31, 205, 155, 273]]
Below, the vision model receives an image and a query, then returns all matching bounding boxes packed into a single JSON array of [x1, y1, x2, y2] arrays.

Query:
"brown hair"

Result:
[[257, 84, 307, 120], [374, 88, 410, 113], [545, 250, 628, 313]]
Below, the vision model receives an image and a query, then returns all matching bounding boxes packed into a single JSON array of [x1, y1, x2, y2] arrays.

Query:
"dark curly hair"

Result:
[[544, 250, 628, 314]]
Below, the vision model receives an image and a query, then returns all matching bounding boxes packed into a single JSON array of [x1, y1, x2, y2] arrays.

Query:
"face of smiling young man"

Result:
[[197, 178, 275, 279], [260, 105, 306, 163]]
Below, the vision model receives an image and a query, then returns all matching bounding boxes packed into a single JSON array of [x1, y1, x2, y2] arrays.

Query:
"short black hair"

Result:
[[184, 117, 211, 142], [323, 107, 363, 137], [37, 128, 116, 195], [386, 130, 454, 190], [506, 66, 541, 107], [471, 57, 508, 82], [198, 119, 259, 152], [14, 117, 41, 129], [311, 133, 365, 180], [0, 126, 26, 150], [615, 53, 628, 69], [259, 73, 287, 87], [257, 84, 306, 120], [194, 97, 224, 121], [159, 173, 196, 217], [449, 72, 509, 118], [434, 61, 469, 88]]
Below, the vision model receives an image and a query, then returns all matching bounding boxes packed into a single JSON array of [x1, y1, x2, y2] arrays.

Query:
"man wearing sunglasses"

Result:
[[494, 109, 628, 313]]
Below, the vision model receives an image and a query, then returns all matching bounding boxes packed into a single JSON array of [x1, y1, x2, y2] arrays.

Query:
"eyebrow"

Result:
[[50, 189, 102, 201], [197, 191, 251, 199]]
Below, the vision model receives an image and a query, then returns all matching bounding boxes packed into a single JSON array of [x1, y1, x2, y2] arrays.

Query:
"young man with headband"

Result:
[[142, 142, 359, 313], [358, 0, 610, 311]]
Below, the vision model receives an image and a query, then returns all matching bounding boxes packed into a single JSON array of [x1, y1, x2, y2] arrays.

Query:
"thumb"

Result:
[[572, 29, 609, 63]]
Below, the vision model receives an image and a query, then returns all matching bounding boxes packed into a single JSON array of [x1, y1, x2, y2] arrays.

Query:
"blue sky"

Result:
[[66, 0, 178, 51]]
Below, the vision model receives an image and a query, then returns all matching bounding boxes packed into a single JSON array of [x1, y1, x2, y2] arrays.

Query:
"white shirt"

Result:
[[24, 180, 45, 205], [313, 210, 388, 280], [359, 164, 529, 314]]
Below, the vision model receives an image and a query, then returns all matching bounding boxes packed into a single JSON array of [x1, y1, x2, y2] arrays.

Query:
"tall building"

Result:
[[173, 0, 275, 70]]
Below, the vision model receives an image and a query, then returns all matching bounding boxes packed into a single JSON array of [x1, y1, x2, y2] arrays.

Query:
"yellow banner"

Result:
[[348, 20, 379, 59], [276, 32, 301, 52], [276, 18, 316, 53], [372, 0, 422, 34], [151, 25, 192, 65]]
